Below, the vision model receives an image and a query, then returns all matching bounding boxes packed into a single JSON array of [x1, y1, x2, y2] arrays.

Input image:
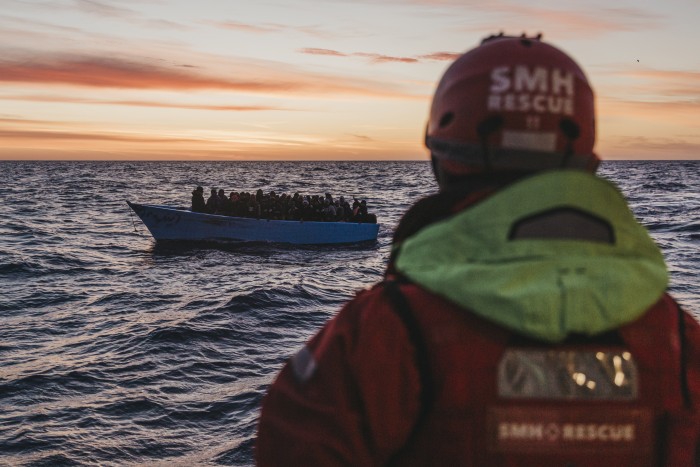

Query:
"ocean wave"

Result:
[[1, 160, 697, 465]]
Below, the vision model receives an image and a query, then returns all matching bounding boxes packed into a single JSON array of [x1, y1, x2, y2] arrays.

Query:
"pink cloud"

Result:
[[355, 53, 418, 64]]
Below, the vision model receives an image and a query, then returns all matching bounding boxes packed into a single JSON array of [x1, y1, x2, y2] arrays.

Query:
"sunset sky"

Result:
[[2, 0, 699, 161]]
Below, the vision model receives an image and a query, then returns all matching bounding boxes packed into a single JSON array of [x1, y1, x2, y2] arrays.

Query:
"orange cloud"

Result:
[[0, 56, 284, 91], [211, 21, 333, 39], [348, 134, 375, 141], [300, 48, 348, 57], [3, 94, 292, 111], [0, 128, 202, 143], [613, 68, 700, 98], [355, 53, 418, 64], [299, 48, 460, 63], [418, 52, 462, 61], [0, 114, 426, 161], [596, 94, 700, 159], [602, 98, 700, 116], [598, 99, 700, 148], [600, 135, 700, 160], [0, 127, 424, 161], [0, 53, 417, 98]]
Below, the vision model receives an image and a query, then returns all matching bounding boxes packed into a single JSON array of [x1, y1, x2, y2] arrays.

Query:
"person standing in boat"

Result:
[[256, 33, 700, 465], [338, 196, 351, 221], [205, 188, 218, 214], [212, 189, 227, 214], [191, 186, 206, 213]]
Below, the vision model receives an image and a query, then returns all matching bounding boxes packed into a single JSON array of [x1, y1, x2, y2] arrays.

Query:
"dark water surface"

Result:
[[1, 161, 698, 465]]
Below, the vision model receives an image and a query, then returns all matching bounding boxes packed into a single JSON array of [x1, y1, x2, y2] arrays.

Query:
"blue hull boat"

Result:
[[127, 201, 380, 245]]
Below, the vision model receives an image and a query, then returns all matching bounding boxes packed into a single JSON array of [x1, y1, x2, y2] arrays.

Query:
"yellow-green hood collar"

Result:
[[395, 171, 668, 342]]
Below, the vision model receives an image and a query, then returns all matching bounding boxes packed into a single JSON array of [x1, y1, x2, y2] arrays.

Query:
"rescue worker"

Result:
[[256, 33, 700, 466]]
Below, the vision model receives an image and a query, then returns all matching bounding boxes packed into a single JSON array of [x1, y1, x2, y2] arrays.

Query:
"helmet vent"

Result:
[[438, 112, 454, 128], [518, 32, 542, 47]]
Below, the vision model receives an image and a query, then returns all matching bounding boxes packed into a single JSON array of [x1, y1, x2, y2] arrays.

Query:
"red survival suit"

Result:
[[256, 175, 700, 466]]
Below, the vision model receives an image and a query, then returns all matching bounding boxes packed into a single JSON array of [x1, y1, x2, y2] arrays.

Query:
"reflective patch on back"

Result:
[[498, 349, 638, 400], [487, 406, 654, 457], [291, 345, 317, 384]]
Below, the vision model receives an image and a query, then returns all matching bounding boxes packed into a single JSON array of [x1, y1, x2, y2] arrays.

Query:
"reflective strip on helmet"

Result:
[[426, 136, 592, 171], [502, 130, 556, 152]]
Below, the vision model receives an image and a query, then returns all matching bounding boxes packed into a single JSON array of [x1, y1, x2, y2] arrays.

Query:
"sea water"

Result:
[[0, 160, 698, 465]]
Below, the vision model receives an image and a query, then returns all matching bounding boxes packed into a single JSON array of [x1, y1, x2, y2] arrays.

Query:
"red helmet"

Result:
[[426, 33, 599, 179]]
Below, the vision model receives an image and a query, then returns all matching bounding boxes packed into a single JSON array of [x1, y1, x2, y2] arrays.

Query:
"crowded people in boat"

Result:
[[191, 188, 376, 223]]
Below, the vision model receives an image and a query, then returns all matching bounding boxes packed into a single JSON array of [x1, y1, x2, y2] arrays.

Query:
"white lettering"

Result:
[[547, 96, 563, 113], [514, 66, 548, 93], [504, 94, 516, 111], [533, 95, 546, 112], [518, 95, 531, 112], [487, 66, 576, 116], [490, 66, 510, 93], [499, 423, 544, 440], [552, 68, 574, 96], [563, 98, 574, 115], [487, 94, 502, 111], [561, 424, 636, 442], [486, 93, 573, 115], [499, 421, 637, 444]]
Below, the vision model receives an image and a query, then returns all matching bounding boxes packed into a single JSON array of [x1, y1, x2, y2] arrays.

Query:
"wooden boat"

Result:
[[127, 201, 380, 245]]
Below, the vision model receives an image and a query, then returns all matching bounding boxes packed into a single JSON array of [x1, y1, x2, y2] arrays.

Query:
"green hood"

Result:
[[395, 170, 668, 342]]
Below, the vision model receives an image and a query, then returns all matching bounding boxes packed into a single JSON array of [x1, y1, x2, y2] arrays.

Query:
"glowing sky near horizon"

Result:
[[1, 0, 699, 161]]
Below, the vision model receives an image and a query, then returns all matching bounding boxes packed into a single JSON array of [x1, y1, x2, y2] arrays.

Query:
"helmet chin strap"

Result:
[[476, 116, 504, 173], [427, 114, 596, 186], [430, 154, 442, 186], [559, 118, 580, 168]]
